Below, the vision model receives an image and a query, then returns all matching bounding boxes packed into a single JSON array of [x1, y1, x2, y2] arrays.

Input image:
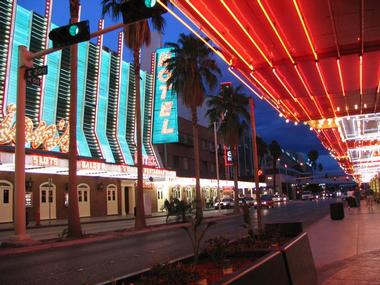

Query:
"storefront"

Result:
[[0, 152, 176, 223]]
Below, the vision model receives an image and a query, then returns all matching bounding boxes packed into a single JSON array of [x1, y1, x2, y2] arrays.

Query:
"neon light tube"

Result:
[[293, 0, 318, 60], [184, 0, 253, 70], [315, 61, 336, 117], [221, 0, 273, 68], [157, 0, 229, 65], [228, 67, 262, 99], [359, 55, 363, 96], [257, 0, 295, 64]]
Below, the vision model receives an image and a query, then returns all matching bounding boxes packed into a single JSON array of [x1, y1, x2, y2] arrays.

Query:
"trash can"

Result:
[[330, 202, 344, 220]]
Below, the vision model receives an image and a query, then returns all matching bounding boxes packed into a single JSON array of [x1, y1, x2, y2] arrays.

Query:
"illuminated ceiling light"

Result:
[[355, 104, 358, 110], [184, 0, 252, 70], [364, 104, 367, 108], [279, 113, 283, 117], [157, 0, 229, 65], [286, 119, 290, 123], [310, 127, 313, 131], [303, 121, 307, 125], [294, 122, 298, 126], [293, 0, 318, 60], [257, 0, 295, 64], [221, 0, 273, 68], [337, 107, 340, 112]]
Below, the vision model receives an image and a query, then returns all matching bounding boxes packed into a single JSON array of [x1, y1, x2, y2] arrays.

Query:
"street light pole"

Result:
[[249, 97, 262, 233], [213, 121, 221, 211]]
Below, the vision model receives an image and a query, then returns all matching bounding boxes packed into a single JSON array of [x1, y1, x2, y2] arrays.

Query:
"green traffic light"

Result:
[[145, 0, 157, 8], [68, 25, 79, 36]]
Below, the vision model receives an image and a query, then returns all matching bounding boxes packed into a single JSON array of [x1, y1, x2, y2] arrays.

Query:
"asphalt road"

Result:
[[0, 199, 335, 285]]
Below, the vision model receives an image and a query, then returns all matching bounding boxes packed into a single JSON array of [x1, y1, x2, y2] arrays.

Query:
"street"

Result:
[[0, 199, 334, 285]]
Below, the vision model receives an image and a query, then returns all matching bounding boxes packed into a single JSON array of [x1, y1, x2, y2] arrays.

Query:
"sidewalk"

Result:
[[307, 201, 380, 284]]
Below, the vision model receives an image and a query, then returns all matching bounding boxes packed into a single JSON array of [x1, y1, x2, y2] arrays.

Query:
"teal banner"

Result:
[[152, 47, 179, 144]]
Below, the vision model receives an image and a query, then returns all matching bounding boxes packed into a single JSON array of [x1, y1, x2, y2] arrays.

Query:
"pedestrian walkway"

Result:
[[306, 200, 380, 284]]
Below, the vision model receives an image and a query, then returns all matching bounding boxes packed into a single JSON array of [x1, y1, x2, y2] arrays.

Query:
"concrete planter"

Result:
[[100, 232, 317, 285], [216, 232, 317, 285]]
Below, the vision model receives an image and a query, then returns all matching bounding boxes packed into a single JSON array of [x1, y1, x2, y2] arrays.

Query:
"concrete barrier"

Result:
[[281, 232, 318, 285], [218, 251, 290, 285]]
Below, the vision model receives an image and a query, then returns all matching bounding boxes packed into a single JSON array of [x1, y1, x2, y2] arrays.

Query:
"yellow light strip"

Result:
[[315, 61, 336, 117], [294, 65, 324, 119], [272, 68, 312, 121], [228, 67, 263, 99], [359, 55, 363, 96], [184, 0, 253, 70], [292, 0, 318, 61], [337, 59, 346, 97], [250, 72, 299, 121], [250, 72, 279, 103], [157, 0, 229, 65], [221, 0, 273, 68], [257, 0, 295, 64]]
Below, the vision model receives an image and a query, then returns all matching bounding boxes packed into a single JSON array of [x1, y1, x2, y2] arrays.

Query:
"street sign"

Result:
[[25, 65, 48, 78], [26, 76, 41, 86]]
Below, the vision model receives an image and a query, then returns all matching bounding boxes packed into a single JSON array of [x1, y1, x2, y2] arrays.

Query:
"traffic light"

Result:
[[121, 0, 167, 24], [49, 20, 90, 48]]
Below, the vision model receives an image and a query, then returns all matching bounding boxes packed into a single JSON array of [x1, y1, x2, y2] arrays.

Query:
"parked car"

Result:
[[273, 194, 289, 203], [214, 198, 235, 209], [301, 191, 314, 200], [254, 195, 274, 208], [239, 197, 255, 207]]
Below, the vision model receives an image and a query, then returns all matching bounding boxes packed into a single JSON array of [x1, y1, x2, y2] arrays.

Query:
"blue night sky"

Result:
[[18, 0, 342, 173]]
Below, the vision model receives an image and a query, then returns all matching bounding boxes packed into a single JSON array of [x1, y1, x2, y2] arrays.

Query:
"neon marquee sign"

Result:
[[0, 104, 69, 152], [152, 47, 179, 144]]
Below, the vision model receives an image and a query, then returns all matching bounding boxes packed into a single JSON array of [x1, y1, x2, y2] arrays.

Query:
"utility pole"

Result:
[[249, 97, 262, 233]]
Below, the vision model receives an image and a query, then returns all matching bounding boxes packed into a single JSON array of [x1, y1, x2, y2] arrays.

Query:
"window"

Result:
[[158, 191, 163, 200], [210, 163, 215, 173], [112, 190, 116, 201], [3, 190, 9, 204], [78, 190, 82, 202], [107, 191, 111, 201], [41, 190, 46, 203], [84, 191, 88, 202], [173, 155, 180, 168], [183, 157, 189, 170], [49, 190, 53, 203]]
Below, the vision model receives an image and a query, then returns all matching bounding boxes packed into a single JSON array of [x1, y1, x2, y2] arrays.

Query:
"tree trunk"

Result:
[[191, 107, 203, 219], [233, 145, 239, 214], [67, 0, 82, 238], [133, 48, 146, 229]]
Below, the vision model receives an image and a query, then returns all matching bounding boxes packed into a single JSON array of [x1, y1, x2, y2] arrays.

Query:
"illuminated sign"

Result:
[[224, 146, 233, 166], [32, 155, 59, 167], [0, 104, 69, 152], [152, 47, 178, 144]]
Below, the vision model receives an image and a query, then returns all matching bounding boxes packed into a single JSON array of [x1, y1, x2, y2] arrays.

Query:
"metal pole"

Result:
[[249, 97, 262, 233], [14, 46, 33, 240], [214, 121, 221, 212]]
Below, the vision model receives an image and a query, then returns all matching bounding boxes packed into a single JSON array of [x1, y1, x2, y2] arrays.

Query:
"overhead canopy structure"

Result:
[[159, 0, 380, 182]]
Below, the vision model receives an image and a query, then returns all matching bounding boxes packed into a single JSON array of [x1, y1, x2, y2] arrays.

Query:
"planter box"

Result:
[[101, 232, 317, 285]]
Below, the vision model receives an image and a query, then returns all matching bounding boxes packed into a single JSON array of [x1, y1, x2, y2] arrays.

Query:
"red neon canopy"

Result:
[[166, 0, 380, 180]]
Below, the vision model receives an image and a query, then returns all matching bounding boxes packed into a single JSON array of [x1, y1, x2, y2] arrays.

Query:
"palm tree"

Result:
[[102, 0, 166, 229], [318, 163, 323, 173], [67, 0, 82, 238], [207, 84, 249, 214], [256, 136, 267, 169], [165, 34, 221, 219], [308, 150, 319, 177], [269, 140, 282, 193]]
